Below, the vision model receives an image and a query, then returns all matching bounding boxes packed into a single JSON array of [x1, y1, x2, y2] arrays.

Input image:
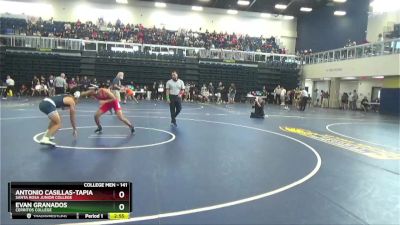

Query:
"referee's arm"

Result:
[[166, 82, 170, 103]]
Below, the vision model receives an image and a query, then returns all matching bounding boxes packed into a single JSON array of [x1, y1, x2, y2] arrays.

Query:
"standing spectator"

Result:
[[54, 73, 67, 95], [312, 88, 318, 106], [47, 75, 55, 97], [299, 87, 308, 111], [274, 85, 281, 105], [228, 83, 236, 104], [40, 75, 48, 96], [190, 83, 196, 102], [320, 90, 325, 108], [184, 82, 190, 102], [151, 81, 158, 100], [158, 81, 164, 100], [3, 75, 15, 99], [216, 82, 224, 104], [280, 86, 286, 106], [352, 90, 358, 110], [322, 91, 329, 108], [208, 82, 214, 102], [341, 92, 349, 110]]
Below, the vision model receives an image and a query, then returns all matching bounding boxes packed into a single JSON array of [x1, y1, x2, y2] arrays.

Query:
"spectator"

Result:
[[47, 75, 55, 97], [81, 76, 90, 91], [341, 92, 349, 110], [321, 90, 329, 108], [299, 87, 308, 111], [151, 81, 158, 100], [40, 75, 48, 96], [3, 75, 15, 99], [361, 96, 369, 112], [68, 77, 78, 91], [228, 83, 236, 104], [208, 82, 214, 102], [201, 84, 209, 102], [31, 75, 41, 96], [274, 85, 281, 105], [216, 82, 224, 104], [280, 86, 286, 107], [158, 81, 164, 100], [19, 84, 29, 97], [351, 89, 358, 110]]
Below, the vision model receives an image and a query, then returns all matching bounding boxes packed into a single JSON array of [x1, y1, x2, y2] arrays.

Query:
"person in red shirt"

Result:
[[82, 87, 135, 134]]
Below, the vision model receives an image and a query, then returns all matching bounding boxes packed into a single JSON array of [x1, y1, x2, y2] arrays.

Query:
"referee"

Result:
[[166, 70, 185, 127], [54, 73, 67, 95]]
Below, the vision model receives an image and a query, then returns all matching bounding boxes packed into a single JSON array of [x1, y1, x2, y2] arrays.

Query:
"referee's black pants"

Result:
[[169, 95, 182, 123], [300, 97, 307, 111], [55, 87, 65, 95]]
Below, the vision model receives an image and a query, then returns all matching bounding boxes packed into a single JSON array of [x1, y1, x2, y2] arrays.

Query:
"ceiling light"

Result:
[[283, 15, 294, 20], [261, 13, 271, 18], [155, 2, 166, 8], [192, 6, 203, 11], [116, 0, 128, 4], [227, 9, 238, 14], [300, 7, 313, 12], [333, 0, 347, 3], [334, 10, 346, 16], [198, 0, 210, 2], [237, 0, 250, 6], [372, 76, 384, 79], [275, 4, 287, 10]]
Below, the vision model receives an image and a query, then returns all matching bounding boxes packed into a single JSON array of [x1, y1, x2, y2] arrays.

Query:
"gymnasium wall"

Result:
[[380, 76, 400, 116], [302, 54, 400, 79], [367, 9, 400, 42], [0, 0, 297, 53], [296, 0, 369, 52]]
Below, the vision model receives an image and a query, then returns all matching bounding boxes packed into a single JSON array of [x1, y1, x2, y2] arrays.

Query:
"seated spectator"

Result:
[[19, 84, 29, 97], [68, 77, 77, 91], [201, 84, 210, 102], [371, 98, 380, 112], [31, 75, 41, 96], [250, 97, 265, 118], [360, 96, 369, 112]]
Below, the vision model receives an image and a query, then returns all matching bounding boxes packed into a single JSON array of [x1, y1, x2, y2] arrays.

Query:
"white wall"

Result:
[[367, 9, 400, 42], [302, 54, 400, 79], [314, 81, 330, 94], [0, 0, 298, 53], [304, 79, 313, 97]]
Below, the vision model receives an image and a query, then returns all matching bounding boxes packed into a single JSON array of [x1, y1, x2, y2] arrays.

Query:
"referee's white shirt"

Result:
[[166, 79, 185, 95]]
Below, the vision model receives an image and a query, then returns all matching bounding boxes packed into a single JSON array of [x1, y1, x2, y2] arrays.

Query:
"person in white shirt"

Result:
[[280, 86, 286, 106], [299, 88, 308, 111], [166, 71, 185, 127], [3, 75, 15, 99], [274, 85, 281, 104]]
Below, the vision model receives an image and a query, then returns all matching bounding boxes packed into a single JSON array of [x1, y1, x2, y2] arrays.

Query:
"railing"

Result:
[[303, 38, 400, 64], [0, 35, 299, 63]]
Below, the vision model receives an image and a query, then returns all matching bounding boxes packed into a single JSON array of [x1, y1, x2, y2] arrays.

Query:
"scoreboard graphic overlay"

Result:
[[8, 182, 132, 220]]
